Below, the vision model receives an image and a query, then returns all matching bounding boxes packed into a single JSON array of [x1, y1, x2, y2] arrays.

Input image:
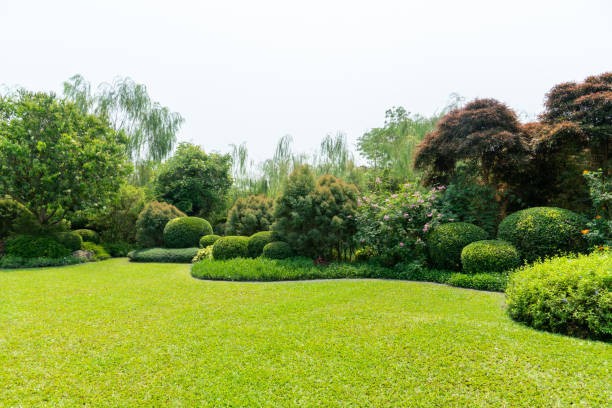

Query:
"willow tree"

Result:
[[63, 74, 184, 164]]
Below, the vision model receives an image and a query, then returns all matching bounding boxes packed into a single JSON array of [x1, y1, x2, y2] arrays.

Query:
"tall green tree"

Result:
[[0, 91, 130, 226], [154, 143, 232, 220], [63, 74, 184, 164]]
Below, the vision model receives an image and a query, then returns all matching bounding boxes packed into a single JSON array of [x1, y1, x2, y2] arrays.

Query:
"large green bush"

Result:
[[5, 235, 70, 259], [262, 241, 294, 260], [74, 229, 100, 244], [247, 231, 276, 258], [163, 216, 213, 248], [506, 252, 611, 341], [199, 234, 221, 248], [497, 207, 588, 262], [461, 240, 521, 274], [226, 194, 275, 236], [135, 201, 186, 248], [128, 247, 199, 263], [0, 197, 35, 238], [427, 222, 488, 270], [212, 236, 249, 260], [54, 231, 83, 252]]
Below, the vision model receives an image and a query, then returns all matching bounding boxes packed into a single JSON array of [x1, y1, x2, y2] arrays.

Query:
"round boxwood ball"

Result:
[[199, 234, 221, 248], [247, 231, 276, 258], [497, 207, 587, 262], [212, 236, 249, 260], [262, 241, 294, 260], [54, 231, 83, 252], [461, 240, 521, 274], [427, 222, 488, 270], [164, 217, 213, 248]]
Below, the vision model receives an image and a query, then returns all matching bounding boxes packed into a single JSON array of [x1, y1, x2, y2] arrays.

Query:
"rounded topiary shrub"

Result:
[[54, 231, 83, 252], [262, 241, 294, 260], [5, 235, 70, 259], [212, 236, 249, 260], [427, 222, 488, 270], [200, 234, 221, 248], [163, 216, 213, 248], [461, 240, 521, 274], [506, 252, 611, 341], [497, 207, 587, 262], [135, 201, 186, 248], [74, 229, 100, 244], [247, 231, 276, 258]]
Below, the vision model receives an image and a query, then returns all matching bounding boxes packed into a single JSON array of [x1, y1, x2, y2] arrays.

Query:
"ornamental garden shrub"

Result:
[[461, 240, 520, 274], [163, 216, 213, 248], [497, 207, 588, 262], [82, 242, 111, 261], [356, 183, 449, 266], [135, 201, 186, 248], [54, 231, 83, 252], [192, 245, 214, 263], [212, 236, 249, 260], [200, 234, 221, 248], [102, 242, 133, 257], [427, 222, 488, 270], [506, 251, 611, 341], [5, 235, 71, 259], [262, 241, 294, 260], [74, 229, 100, 244], [128, 247, 199, 263], [226, 194, 275, 236], [247, 231, 276, 258]]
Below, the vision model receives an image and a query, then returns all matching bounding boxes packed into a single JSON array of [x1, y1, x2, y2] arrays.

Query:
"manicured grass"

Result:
[[1, 259, 610, 406]]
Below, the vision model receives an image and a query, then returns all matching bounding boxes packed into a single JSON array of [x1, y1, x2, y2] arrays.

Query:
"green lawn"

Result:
[[1, 259, 609, 407]]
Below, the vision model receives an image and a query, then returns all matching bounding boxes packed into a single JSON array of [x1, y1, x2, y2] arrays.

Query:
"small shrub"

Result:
[[497, 207, 588, 262], [192, 245, 214, 263], [163, 216, 213, 248], [128, 247, 199, 263], [199, 234, 221, 248], [447, 272, 509, 292], [74, 229, 100, 244], [427, 222, 488, 270], [0, 255, 83, 269], [54, 231, 83, 252], [82, 242, 111, 261], [102, 242, 133, 257], [226, 194, 275, 236], [506, 252, 611, 341], [262, 241, 294, 260], [212, 236, 249, 260], [461, 240, 521, 274], [247, 231, 276, 258], [135, 201, 186, 248], [5, 235, 70, 259]]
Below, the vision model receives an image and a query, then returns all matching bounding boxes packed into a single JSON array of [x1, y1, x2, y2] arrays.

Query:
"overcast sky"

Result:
[[1, 0, 611, 163]]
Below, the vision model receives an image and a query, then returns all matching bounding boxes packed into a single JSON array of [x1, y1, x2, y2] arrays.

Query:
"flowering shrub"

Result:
[[355, 183, 449, 265], [582, 169, 611, 248]]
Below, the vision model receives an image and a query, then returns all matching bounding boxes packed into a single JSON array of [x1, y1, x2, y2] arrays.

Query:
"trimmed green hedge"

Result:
[[164, 217, 213, 248], [461, 240, 521, 274], [506, 252, 611, 341], [212, 236, 249, 260], [54, 231, 83, 252], [5, 235, 71, 259], [262, 241, 294, 260], [247, 231, 275, 258], [427, 222, 488, 270], [199, 234, 221, 248], [497, 207, 587, 262], [128, 247, 199, 263], [0, 255, 84, 269]]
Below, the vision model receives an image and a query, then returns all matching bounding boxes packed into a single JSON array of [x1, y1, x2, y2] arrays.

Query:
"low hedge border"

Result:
[[128, 247, 199, 263]]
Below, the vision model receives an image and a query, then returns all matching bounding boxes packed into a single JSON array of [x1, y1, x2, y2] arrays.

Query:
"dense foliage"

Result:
[[82, 242, 111, 261], [199, 234, 221, 248], [212, 236, 249, 260], [135, 201, 186, 248], [90, 185, 146, 244], [247, 231, 276, 258], [5, 235, 71, 259], [128, 247, 199, 263], [506, 252, 611, 341], [497, 207, 587, 262], [356, 184, 448, 266], [262, 241, 294, 260], [427, 222, 488, 270], [0, 91, 130, 226], [226, 194, 274, 236], [163, 217, 213, 248], [74, 229, 100, 244], [154, 143, 232, 219], [460, 240, 520, 274], [0, 197, 35, 238], [54, 231, 83, 252]]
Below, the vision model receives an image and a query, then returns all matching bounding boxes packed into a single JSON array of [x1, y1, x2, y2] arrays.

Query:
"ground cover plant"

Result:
[[0, 259, 609, 406]]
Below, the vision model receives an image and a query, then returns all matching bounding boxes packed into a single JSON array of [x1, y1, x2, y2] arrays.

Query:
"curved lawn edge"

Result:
[[190, 258, 509, 292]]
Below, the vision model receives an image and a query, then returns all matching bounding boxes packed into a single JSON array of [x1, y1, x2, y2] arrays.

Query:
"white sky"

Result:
[[1, 0, 611, 163]]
